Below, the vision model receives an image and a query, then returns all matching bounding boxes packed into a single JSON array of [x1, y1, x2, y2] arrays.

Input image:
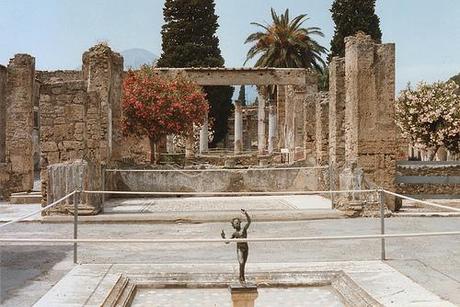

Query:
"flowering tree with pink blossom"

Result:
[[122, 66, 209, 163], [396, 81, 460, 160]]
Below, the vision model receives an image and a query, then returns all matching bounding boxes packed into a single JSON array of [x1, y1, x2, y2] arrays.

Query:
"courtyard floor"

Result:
[[0, 216, 459, 306]]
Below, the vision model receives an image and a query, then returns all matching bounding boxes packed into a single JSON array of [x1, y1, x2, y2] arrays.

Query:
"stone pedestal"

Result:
[[229, 284, 258, 307]]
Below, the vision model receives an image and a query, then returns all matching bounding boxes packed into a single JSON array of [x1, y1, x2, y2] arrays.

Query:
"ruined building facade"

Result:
[[0, 33, 401, 214]]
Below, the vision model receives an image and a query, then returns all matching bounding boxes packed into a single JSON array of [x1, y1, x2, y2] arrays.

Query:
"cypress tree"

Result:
[[329, 0, 382, 59], [157, 0, 234, 146], [237, 85, 246, 106]]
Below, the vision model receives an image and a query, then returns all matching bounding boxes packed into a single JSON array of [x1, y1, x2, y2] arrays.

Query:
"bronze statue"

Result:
[[221, 209, 251, 283]]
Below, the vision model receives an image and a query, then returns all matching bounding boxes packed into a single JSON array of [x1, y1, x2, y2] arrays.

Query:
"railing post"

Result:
[[73, 190, 78, 264], [379, 188, 386, 261], [329, 163, 335, 207], [102, 165, 106, 209]]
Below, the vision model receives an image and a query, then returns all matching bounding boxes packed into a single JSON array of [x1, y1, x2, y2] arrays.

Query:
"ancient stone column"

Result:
[[315, 93, 329, 166], [285, 85, 295, 161], [276, 85, 286, 149], [199, 113, 209, 154], [328, 57, 346, 179], [234, 101, 243, 154], [5, 54, 35, 192], [257, 87, 266, 154], [268, 104, 277, 154], [82, 44, 124, 163], [185, 135, 195, 159]]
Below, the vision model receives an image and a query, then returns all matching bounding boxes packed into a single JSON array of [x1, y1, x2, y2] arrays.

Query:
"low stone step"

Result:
[[10, 192, 42, 204]]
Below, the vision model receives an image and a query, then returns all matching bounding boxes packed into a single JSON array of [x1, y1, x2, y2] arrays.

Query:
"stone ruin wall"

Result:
[[0, 65, 7, 197], [396, 162, 460, 197], [82, 44, 124, 162], [38, 80, 102, 210], [343, 33, 396, 191], [0, 55, 36, 198], [325, 33, 398, 212], [36, 70, 83, 84]]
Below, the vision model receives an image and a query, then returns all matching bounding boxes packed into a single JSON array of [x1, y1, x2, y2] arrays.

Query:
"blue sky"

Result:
[[0, 0, 459, 92]]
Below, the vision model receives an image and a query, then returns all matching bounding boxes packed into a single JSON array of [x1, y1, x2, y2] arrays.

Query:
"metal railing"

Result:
[[1, 188, 459, 265]]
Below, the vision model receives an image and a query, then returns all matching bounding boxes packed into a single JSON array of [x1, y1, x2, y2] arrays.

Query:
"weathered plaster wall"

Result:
[[107, 168, 321, 193]]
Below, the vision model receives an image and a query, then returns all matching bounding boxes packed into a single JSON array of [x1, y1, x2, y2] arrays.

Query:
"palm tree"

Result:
[[245, 8, 327, 73]]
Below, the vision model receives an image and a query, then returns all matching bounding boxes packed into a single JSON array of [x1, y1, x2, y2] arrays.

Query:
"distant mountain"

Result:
[[121, 48, 158, 69]]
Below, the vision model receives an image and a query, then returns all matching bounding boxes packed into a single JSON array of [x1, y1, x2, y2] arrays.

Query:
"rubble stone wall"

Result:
[[36, 70, 83, 83], [39, 80, 102, 212], [396, 161, 460, 197]]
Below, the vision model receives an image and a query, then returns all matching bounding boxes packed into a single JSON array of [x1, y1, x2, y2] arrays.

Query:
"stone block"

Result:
[[41, 141, 58, 152]]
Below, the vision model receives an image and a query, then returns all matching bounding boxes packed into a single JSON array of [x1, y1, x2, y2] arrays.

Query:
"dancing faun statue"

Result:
[[221, 209, 251, 283]]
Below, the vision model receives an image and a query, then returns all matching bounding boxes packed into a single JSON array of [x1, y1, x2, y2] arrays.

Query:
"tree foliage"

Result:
[[122, 66, 208, 163], [330, 0, 382, 59], [245, 8, 327, 73], [396, 81, 460, 160], [449, 73, 460, 94], [157, 0, 233, 146]]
